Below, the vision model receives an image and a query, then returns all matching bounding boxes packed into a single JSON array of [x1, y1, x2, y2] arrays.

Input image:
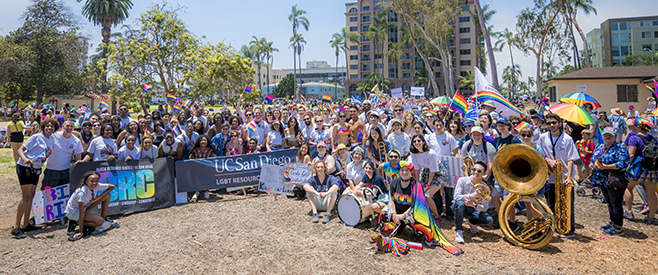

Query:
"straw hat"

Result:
[[610, 108, 623, 116]]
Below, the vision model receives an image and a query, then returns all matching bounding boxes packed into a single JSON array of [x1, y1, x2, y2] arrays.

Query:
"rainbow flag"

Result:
[[208, 108, 214, 112], [143, 84, 153, 92], [247, 121, 257, 133], [167, 93, 177, 101], [244, 85, 253, 93], [173, 103, 182, 112], [450, 92, 468, 115], [477, 91, 525, 117], [300, 94, 307, 102], [264, 94, 274, 103], [322, 94, 331, 103], [594, 159, 604, 170], [474, 67, 525, 118], [99, 100, 109, 109], [428, 109, 438, 117], [335, 106, 346, 113], [184, 99, 192, 108], [597, 125, 604, 144], [515, 121, 532, 131], [653, 79, 658, 99]]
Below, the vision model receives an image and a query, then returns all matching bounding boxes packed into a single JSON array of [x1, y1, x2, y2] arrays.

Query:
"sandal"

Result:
[[68, 234, 82, 242]]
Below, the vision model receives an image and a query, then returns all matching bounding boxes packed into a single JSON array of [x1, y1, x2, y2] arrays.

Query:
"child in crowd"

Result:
[[575, 130, 595, 183]]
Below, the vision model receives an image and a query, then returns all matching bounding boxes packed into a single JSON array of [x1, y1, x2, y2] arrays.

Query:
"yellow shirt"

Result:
[[7, 121, 24, 133]]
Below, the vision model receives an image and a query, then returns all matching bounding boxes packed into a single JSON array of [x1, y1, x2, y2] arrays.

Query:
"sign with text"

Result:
[[258, 164, 293, 195], [576, 85, 587, 93], [175, 148, 298, 192], [410, 86, 425, 97], [283, 163, 313, 184], [391, 88, 403, 98], [438, 155, 465, 188], [69, 158, 176, 216], [32, 184, 70, 225]]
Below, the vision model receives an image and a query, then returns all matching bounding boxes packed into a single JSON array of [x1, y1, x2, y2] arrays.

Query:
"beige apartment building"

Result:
[[344, 0, 478, 97], [587, 16, 658, 67]]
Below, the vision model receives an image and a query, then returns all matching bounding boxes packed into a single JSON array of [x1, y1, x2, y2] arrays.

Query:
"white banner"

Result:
[[32, 184, 70, 225], [283, 163, 312, 185], [391, 88, 403, 98], [410, 86, 425, 96], [474, 67, 524, 118], [258, 164, 294, 195], [438, 156, 465, 188]]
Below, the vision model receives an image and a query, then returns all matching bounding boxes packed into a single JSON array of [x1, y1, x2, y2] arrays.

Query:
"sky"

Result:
[[0, 0, 655, 87]]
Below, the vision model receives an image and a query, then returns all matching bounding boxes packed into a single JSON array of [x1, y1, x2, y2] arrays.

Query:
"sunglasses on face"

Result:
[[315, 120, 323, 123], [246, 114, 253, 117], [520, 134, 532, 138], [93, 124, 101, 127], [511, 122, 519, 126], [413, 140, 423, 143], [339, 115, 346, 118], [547, 121, 559, 125], [471, 168, 484, 174], [230, 135, 239, 138], [541, 128, 549, 132], [166, 136, 173, 140], [395, 109, 403, 112], [389, 155, 399, 159]]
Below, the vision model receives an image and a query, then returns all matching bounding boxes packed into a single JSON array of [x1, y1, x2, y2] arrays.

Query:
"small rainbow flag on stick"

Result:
[[264, 94, 274, 103], [450, 92, 468, 115], [594, 159, 605, 170], [173, 103, 182, 112], [300, 94, 307, 102], [428, 110, 438, 117], [99, 100, 109, 109], [322, 94, 331, 103], [143, 84, 153, 92], [167, 93, 177, 101], [209, 108, 214, 112], [515, 121, 532, 131], [184, 99, 193, 108], [244, 85, 253, 93]]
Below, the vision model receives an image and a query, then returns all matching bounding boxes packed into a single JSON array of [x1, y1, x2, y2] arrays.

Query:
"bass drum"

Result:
[[337, 193, 373, 227]]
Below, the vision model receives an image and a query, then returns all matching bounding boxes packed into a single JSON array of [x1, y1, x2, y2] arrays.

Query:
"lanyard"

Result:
[[550, 132, 562, 159]]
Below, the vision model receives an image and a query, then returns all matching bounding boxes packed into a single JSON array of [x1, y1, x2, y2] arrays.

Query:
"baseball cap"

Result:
[[601, 127, 614, 136], [495, 117, 509, 125], [471, 126, 484, 134], [463, 120, 475, 127]]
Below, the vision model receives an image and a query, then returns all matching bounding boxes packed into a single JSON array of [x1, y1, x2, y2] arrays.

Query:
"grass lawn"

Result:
[[0, 149, 15, 175]]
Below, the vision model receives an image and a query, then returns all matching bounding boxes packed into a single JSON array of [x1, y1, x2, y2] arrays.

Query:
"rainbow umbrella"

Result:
[[430, 96, 453, 107], [549, 103, 595, 125], [559, 92, 601, 108]]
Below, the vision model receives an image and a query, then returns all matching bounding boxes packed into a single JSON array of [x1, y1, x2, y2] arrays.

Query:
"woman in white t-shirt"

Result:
[[118, 134, 140, 161], [83, 124, 118, 162], [64, 171, 119, 241], [139, 135, 158, 160], [410, 134, 442, 224]]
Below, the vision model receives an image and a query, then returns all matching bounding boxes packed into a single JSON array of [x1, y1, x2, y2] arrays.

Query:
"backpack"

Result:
[[638, 135, 658, 170], [466, 139, 488, 156]]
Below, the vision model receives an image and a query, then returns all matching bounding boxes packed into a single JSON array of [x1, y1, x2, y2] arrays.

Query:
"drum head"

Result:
[[338, 195, 362, 227]]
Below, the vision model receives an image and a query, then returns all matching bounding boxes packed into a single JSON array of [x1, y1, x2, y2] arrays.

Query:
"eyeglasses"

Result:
[[471, 168, 484, 174], [339, 115, 346, 118], [93, 124, 101, 127], [395, 109, 404, 112], [511, 122, 519, 126], [246, 113, 253, 117], [83, 124, 91, 127], [230, 135, 239, 138], [315, 120, 323, 123], [413, 140, 423, 144], [541, 128, 549, 132], [547, 121, 559, 125], [389, 155, 399, 159], [166, 136, 173, 140], [520, 134, 532, 138]]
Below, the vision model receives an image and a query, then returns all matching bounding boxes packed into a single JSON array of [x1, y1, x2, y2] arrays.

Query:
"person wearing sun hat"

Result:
[[648, 97, 656, 113], [608, 108, 627, 143], [627, 105, 640, 119], [481, 101, 499, 120]]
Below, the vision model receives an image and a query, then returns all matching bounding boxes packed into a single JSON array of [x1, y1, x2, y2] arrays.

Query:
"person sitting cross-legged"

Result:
[[452, 161, 494, 244], [303, 160, 340, 223]]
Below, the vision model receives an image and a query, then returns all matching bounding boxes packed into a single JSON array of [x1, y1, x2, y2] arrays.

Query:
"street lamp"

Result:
[[643, 48, 654, 66]]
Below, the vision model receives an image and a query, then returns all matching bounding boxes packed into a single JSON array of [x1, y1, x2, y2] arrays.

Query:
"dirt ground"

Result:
[[1, 148, 657, 274]]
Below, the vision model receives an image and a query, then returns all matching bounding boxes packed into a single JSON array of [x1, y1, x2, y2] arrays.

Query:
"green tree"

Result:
[[473, 0, 499, 89], [333, 26, 360, 95], [397, 18, 440, 95], [289, 33, 306, 96], [77, 0, 133, 93], [329, 34, 343, 96], [272, 73, 296, 99], [386, 41, 404, 90], [494, 28, 521, 96], [1, 0, 89, 104], [187, 42, 255, 100], [558, 0, 597, 68], [357, 74, 389, 95], [458, 71, 475, 90], [624, 53, 657, 66], [288, 5, 309, 98], [367, 11, 396, 89], [501, 64, 522, 95], [250, 36, 266, 92]]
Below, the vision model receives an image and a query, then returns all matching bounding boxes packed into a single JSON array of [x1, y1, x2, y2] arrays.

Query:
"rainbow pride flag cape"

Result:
[[410, 180, 463, 255], [322, 94, 331, 103], [99, 100, 109, 109], [450, 92, 468, 115]]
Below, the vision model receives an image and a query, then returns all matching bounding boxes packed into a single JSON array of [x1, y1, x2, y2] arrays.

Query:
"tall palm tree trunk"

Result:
[[267, 54, 271, 95], [335, 53, 339, 97], [298, 49, 302, 98], [101, 19, 111, 93], [293, 50, 297, 98], [475, 0, 499, 89], [572, 16, 592, 68], [508, 43, 517, 97]]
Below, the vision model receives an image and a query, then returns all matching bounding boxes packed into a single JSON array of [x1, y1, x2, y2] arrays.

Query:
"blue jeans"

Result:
[[451, 200, 493, 231]]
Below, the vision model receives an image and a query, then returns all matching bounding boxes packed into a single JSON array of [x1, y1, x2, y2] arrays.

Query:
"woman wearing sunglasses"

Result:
[[452, 161, 494, 244]]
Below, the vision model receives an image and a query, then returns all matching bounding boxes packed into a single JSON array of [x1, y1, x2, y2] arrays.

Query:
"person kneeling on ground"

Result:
[[64, 171, 119, 241], [303, 160, 340, 223], [452, 161, 494, 244]]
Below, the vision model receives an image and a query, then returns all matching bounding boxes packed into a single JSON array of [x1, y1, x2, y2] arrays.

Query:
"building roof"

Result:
[[549, 66, 658, 81], [301, 82, 345, 89]]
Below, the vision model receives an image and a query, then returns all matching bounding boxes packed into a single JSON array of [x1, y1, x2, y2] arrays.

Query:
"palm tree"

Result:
[[458, 71, 475, 90], [468, 3, 496, 75], [333, 27, 360, 96], [79, 0, 134, 92], [473, 0, 499, 89], [329, 34, 344, 97], [288, 5, 309, 99], [262, 40, 278, 96], [289, 34, 307, 97], [250, 36, 266, 93], [494, 28, 520, 96], [367, 11, 395, 90], [386, 41, 404, 91]]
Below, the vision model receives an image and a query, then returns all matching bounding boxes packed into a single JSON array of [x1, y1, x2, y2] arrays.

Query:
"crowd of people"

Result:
[[4, 94, 658, 247]]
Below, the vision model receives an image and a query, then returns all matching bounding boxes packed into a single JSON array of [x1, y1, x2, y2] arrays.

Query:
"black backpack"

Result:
[[639, 135, 658, 170]]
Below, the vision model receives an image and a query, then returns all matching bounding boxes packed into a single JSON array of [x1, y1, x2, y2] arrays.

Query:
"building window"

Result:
[[349, 26, 357, 32], [349, 84, 358, 91], [362, 64, 371, 71], [654, 20, 658, 26], [362, 45, 370, 51], [612, 46, 620, 57], [435, 72, 441, 78], [362, 15, 370, 23], [642, 44, 652, 51], [389, 72, 396, 78], [460, 49, 471, 55], [350, 55, 358, 60], [642, 31, 652, 39], [362, 54, 371, 61], [349, 64, 358, 70], [348, 8, 357, 13], [374, 54, 383, 59], [375, 63, 383, 69], [402, 52, 411, 60], [361, 35, 370, 42], [461, 6, 470, 12], [459, 16, 470, 23], [362, 6, 370, 11], [349, 16, 357, 22], [362, 25, 370, 32], [459, 38, 471, 44], [617, 84, 638, 102], [549, 86, 557, 102], [375, 5, 383, 11], [350, 45, 358, 51], [449, 39, 455, 47], [388, 11, 397, 22], [621, 45, 630, 56], [402, 62, 411, 70], [460, 60, 471, 66], [459, 71, 469, 77], [459, 27, 470, 33], [655, 31, 658, 38], [640, 21, 651, 27], [402, 72, 411, 79], [350, 74, 358, 80], [362, 74, 370, 78]]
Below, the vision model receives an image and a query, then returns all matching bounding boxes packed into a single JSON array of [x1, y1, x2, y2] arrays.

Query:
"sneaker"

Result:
[[11, 227, 27, 239], [322, 214, 331, 223], [67, 220, 77, 235], [455, 230, 465, 244], [640, 206, 650, 215], [470, 224, 480, 234], [311, 213, 319, 222], [91, 227, 105, 235], [204, 191, 210, 199], [603, 228, 622, 235], [623, 210, 634, 219], [643, 217, 658, 225], [559, 233, 575, 238], [191, 192, 198, 203], [105, 218, 120, 229], [22, 224, 41, 232], [600, 223, 613, 230]]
